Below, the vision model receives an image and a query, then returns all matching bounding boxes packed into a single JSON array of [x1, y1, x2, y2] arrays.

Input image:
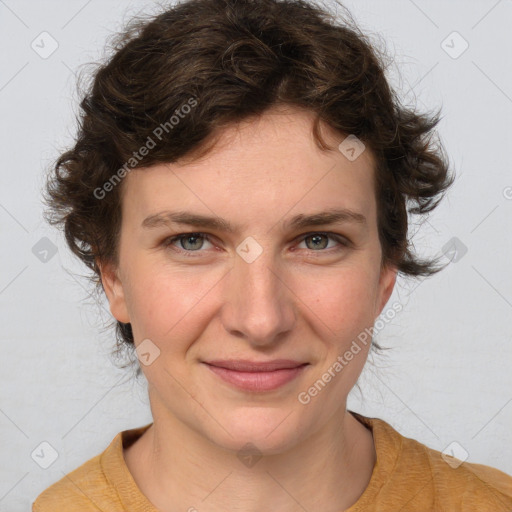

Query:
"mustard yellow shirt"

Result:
[[32, 412, 512, 511]]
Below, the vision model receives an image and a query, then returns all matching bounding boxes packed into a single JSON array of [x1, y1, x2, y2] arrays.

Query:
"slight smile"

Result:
[[202, 359, 310, 392]]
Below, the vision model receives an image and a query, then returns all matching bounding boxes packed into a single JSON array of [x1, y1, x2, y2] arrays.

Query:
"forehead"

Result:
[[120, 107, 377, 231]]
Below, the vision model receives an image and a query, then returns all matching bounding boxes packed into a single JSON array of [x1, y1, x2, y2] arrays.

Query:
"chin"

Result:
[[205, 407, 307, 456]]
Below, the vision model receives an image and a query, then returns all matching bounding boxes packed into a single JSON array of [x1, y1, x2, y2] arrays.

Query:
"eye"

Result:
[[161, 231, 350, 257], [296, 232, 349, 252], [162, 232, 214, 255]]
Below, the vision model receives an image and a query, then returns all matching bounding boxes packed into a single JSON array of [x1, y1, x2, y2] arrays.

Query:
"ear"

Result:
[[374, 263, 397, 318], [97, 260, 131, 324]]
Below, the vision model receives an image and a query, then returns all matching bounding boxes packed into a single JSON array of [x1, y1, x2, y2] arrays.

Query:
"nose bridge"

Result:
[[222, 240, 295, 344]]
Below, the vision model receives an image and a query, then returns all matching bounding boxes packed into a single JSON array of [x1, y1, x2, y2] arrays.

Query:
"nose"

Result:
[[220, 248, 296, 348]]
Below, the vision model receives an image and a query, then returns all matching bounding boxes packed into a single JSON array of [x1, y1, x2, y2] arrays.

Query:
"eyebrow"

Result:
[[141, 208, 367, 233]]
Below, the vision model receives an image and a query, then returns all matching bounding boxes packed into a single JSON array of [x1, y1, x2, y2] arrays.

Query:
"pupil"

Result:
[[309, 234, 326, 249], [184, 234, 202, 250]]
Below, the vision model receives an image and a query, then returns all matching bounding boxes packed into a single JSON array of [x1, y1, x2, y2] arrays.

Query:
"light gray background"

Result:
[[1, 0, 511, 510]]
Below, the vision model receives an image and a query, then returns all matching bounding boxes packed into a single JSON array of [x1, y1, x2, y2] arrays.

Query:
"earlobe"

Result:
[[97, 260, 131, 324]]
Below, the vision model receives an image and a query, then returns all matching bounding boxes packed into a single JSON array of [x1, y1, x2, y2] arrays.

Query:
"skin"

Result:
[[99, 104, 397, 512]]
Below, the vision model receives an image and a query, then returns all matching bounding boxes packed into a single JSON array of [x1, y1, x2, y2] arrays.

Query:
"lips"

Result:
[[203, 359, 310, 392], [204, 359, 307, 372]]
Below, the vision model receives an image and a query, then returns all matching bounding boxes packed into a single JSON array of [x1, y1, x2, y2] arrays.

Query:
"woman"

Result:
[[33, 0, 512, 510]]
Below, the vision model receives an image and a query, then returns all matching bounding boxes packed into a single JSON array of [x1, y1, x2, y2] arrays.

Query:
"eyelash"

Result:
[[161, 232, 350, 258]]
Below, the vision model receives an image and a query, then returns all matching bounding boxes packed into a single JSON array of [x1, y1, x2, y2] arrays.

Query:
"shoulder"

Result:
[[389, 421, 512, 509], [32, 428, 130, 512], [418, 439, 512, 508], [352, 412, 512, 511], [32, 453, 117, 511]]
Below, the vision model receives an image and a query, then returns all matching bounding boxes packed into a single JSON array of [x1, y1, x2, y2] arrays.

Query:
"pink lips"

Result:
[[203, 359, 309, 392]]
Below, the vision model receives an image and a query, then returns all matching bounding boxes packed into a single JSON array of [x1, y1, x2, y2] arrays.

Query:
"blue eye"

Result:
[[162, 233, 214, 254], [161, 231, 350, 257], [298, 232, 348, 251]]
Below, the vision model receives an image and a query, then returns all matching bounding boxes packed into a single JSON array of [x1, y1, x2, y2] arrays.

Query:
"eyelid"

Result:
[[161, 231, 351, 256]]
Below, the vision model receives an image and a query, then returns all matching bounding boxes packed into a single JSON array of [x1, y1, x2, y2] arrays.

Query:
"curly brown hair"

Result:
[[43, 0, 455, 371]]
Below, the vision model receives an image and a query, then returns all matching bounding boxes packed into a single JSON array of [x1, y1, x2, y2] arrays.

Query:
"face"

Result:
[[100, 105, 396, 454]]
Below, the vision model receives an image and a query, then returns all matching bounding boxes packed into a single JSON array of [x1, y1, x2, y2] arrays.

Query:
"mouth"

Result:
[[202, 360, 310, 392]]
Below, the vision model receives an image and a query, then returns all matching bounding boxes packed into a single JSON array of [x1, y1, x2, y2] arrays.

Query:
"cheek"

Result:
[[124, 263, 225, 345], [295, 266, 378, 340]]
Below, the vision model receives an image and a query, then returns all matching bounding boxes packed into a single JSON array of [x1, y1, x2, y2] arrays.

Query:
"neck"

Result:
[[124, 397, 376, 512]]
